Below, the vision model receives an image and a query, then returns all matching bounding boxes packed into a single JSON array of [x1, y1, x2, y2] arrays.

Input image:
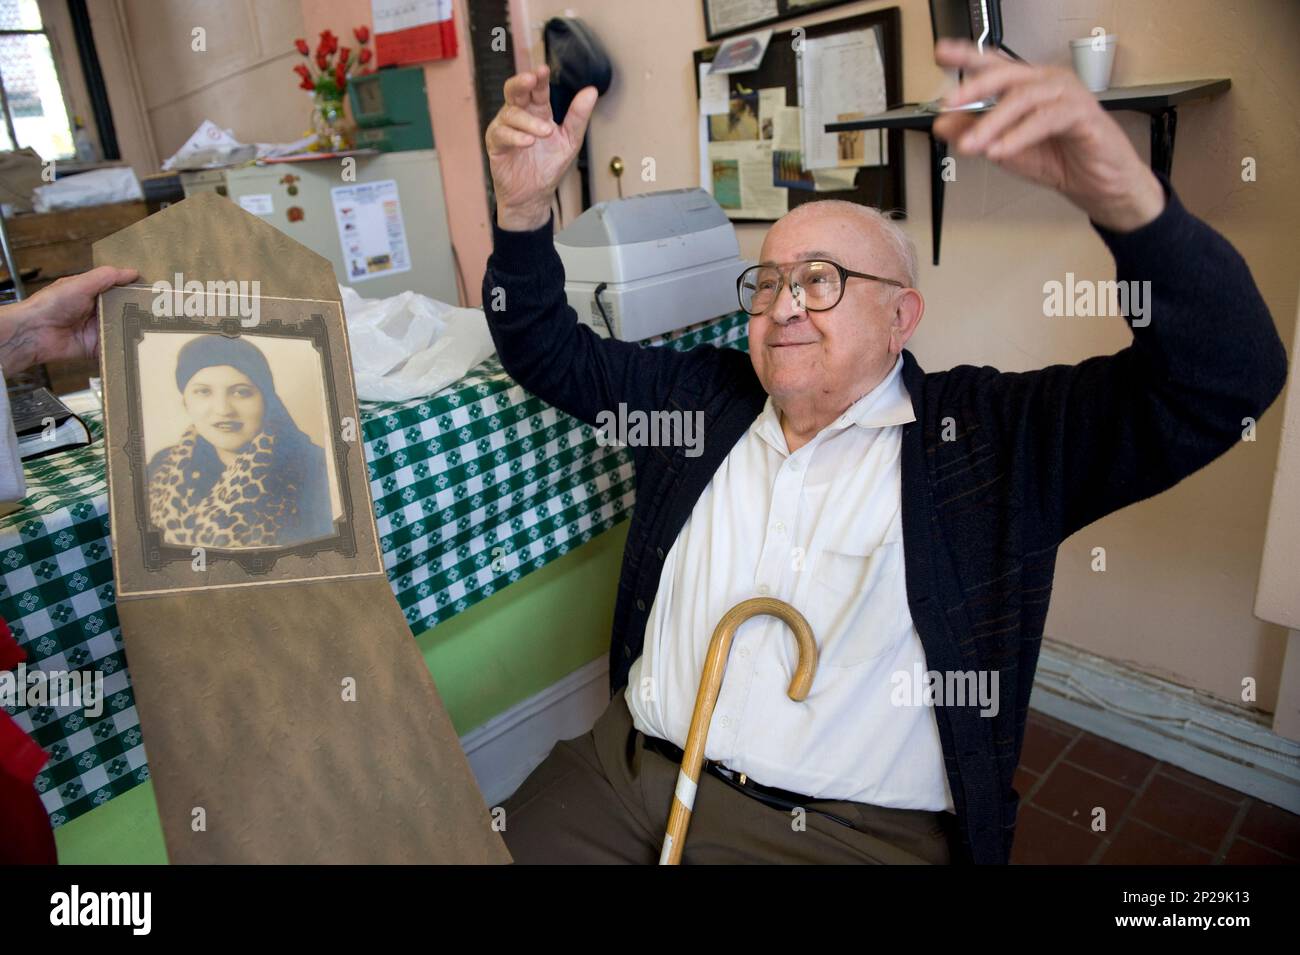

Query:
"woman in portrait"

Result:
[[146, 335, 334, 549]]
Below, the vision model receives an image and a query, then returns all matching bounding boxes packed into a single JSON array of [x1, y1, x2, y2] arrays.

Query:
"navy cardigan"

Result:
[[482, 172, 1288, 864]]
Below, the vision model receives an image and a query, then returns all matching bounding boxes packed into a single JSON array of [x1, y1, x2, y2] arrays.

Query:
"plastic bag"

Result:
[[340, 285, 497, 402]]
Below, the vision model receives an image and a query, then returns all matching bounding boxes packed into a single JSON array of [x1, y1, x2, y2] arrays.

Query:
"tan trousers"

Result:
[[500, 692, 957, 864]]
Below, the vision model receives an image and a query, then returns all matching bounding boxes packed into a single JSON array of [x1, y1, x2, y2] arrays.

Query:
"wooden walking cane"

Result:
[[659, 596, 817, 865]]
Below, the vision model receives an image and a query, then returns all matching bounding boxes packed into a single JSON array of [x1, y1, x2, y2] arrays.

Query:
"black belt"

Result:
[[640, 733, 859, 829]]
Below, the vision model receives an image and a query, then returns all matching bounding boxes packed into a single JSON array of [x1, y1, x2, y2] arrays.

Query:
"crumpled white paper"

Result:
[[340, 285, 497, 402], [162, 119, 315, 171]]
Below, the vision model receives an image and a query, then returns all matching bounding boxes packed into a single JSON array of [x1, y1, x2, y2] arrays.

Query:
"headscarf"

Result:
[[173, 334, 302, 447]]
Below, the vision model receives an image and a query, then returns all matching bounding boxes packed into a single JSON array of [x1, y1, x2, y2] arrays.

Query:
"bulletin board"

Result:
[[693, 7, 904, 224]]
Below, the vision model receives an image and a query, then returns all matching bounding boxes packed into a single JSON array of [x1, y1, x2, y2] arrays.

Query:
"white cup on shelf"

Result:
[[1070, 33, 1118, 92]]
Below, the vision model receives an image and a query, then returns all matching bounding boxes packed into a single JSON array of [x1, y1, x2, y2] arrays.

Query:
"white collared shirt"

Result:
[[625, 355, 954, 810]]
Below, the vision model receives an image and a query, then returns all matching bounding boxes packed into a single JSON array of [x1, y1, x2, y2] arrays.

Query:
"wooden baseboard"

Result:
[[1031, 638, 1300, 813], [460, 656, 611, 807]]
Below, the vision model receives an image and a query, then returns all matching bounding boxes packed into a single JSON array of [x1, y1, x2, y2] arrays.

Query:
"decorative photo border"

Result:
[[118, 301, 359, 575], [100, 285, 383, 597]]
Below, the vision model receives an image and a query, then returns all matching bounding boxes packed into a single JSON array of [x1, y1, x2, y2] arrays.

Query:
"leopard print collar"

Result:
[[148, 425, 300, 548]]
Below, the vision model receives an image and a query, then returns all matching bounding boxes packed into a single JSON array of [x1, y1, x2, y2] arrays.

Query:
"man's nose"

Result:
[[770, 279, 807, 325]]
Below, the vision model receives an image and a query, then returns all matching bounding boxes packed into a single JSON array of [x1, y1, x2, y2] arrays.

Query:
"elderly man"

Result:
[[481, 40, 1287, 864]]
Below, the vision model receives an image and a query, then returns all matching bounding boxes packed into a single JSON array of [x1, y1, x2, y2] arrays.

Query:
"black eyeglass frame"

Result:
[[736, 259, 906, 316]]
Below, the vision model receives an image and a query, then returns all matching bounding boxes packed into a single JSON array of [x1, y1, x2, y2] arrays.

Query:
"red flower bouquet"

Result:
[[290, 25, 374, 150]]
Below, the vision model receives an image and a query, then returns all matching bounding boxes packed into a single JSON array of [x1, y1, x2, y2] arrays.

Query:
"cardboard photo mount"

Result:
[[93, 193, 510, 864]]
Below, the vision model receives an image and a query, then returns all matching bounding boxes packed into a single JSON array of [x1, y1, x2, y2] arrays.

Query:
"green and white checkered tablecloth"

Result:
[[0, 312, 749, 827]]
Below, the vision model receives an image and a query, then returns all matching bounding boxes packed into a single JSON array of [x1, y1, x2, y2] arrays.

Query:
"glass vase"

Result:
[[310, 87, 352, 152]]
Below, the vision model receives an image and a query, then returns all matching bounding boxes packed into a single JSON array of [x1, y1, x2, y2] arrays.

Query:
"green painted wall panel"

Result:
[[417, 522, 625, 733]]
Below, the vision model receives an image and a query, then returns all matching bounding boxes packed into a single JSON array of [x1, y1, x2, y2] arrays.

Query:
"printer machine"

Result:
[[553, 188, 749, 341]]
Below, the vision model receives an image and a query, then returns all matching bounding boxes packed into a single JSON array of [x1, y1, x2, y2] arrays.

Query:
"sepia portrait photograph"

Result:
[[99, 285, 381, 596], [138, 331, 343, 551]]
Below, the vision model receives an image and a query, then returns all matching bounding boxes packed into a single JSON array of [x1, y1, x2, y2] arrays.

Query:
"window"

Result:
[[0, 0, 74, 159]]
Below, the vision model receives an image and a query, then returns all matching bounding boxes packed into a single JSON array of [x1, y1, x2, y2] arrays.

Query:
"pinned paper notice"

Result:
[[331, 179, 412, 283], [812, 168, 860, 192], [238, 194, 274, 216], [699, 63, 730, 116], [709, 29, 772, 74]]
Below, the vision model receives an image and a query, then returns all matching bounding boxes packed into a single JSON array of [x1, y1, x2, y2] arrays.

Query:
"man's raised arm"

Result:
[[930, 41, 1288, 550], [481, 67, 706, 428]]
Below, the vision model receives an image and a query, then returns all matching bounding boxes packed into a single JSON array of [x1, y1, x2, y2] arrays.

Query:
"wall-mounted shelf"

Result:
[[825, 79, 1230, 265]]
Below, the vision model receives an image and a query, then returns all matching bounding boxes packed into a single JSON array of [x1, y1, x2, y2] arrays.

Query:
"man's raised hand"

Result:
[[931, 39, 1164, 233], [485, 65, 598, 232]]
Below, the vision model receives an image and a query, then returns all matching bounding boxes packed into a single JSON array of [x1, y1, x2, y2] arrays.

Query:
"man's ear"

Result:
[[890, 288, 925, 349]]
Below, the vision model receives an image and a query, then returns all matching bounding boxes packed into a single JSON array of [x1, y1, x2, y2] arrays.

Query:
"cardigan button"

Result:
[[623, 645, 631, 658], [636, 599, 646, 611], [656, 547, 665, 560]]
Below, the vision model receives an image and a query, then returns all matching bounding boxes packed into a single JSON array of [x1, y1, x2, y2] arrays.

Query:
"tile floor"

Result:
[[1011, 710, 1300, 864]]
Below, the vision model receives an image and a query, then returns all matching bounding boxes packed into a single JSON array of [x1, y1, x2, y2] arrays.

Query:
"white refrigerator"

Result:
[[224, 149, 459, 304]]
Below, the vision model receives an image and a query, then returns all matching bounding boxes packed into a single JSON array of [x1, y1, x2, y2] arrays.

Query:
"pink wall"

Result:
[[301, 0, 492, 305], [296, 0, 1300, 717], [497, 0, 1300, 720]]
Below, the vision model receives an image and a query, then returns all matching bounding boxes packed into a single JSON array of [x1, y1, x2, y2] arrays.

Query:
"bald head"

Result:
[[767, 200, 918, 290]]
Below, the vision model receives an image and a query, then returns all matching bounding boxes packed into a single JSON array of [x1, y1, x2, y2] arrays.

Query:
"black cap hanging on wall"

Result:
[[543, 17, 612, 213], [544, 17, 612, 123]]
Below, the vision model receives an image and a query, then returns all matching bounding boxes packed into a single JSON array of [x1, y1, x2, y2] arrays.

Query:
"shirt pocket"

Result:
[[804, 515, 910, 669]]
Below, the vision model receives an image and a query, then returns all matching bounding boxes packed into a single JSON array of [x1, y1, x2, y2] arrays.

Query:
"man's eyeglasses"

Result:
[[736, 260, 905, 316]]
